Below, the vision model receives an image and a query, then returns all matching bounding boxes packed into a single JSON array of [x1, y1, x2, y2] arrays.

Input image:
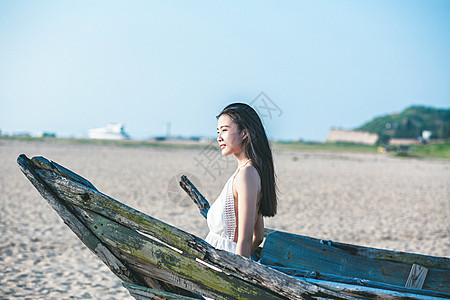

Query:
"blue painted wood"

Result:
[[296, 277, 450, 300], [260, 231, 450, 294], [269, 266, 450, 299]]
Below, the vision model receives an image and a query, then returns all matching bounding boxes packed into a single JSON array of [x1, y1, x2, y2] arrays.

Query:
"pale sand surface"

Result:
[[1, 140, 449, 299]]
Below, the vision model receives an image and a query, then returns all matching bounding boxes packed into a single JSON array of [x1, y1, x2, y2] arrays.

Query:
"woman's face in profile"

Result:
[[217, 114, 245, 156]]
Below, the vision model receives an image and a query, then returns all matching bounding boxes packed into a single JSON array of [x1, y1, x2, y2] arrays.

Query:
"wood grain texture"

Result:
[[405, 264, 429, 289], [77, 209, 284, 299], [17, 154, 136, 283], [18, 154, 198, 298], [123, 282, 199, 300], [179, 175, 209, 219]]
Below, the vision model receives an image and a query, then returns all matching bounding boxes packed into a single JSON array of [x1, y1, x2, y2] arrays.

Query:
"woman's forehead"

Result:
[[217, 114, 235, 128]]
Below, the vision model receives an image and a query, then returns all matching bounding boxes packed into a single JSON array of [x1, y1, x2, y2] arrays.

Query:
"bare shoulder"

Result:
[[235, 165, 260, 188]]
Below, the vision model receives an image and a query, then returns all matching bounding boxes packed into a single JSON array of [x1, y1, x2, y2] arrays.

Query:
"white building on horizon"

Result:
[[88, 123, 130, 140]]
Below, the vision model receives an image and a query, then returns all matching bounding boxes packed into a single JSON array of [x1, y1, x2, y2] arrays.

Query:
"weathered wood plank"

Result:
[[179, 175, 209, 219], [405, 264, 428, 289], [123, 282, 199, 300], [70, 206, 195, 297], [19, 154, 203, 297], [320, 237, 450, 271], [77, 208, 284, 299], [270, 266, 450, 299], [31, 156, 98, 191], [35, 168, 208, 259], [260, 231, 450, 293], [17, 154, 136, 283], [297, 277, 449, 300], [28, 158, 348, 299]]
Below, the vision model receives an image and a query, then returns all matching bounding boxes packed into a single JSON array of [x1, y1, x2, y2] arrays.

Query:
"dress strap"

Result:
[[233, 159, 251, 179], [239, 159, 251, 169]]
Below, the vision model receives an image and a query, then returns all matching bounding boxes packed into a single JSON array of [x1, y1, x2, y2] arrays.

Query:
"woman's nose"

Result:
[[217, 133, 223, 142]]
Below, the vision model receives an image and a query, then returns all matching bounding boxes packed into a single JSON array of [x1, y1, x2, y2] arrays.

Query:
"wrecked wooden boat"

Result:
[[17, 154, 450, 299]]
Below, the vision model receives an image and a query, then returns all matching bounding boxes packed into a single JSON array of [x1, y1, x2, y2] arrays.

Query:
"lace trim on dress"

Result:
[[224, 180, 236, 241]]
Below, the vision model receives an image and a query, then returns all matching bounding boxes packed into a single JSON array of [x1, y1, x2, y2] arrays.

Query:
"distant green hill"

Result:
[[357, 106, 450, 142]]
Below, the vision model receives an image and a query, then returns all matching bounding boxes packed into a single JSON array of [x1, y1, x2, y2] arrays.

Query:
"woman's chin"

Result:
[[221, 149, 232, 156]]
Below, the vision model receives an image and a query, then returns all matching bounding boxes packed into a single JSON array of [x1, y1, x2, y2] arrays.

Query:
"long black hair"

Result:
[[217, 103, 277, 217]]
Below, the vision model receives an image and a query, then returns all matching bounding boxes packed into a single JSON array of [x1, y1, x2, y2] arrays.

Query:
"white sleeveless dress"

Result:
[[205, 160, 250, 254]]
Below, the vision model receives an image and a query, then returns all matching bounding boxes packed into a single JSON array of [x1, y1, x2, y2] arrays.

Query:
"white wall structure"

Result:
[[326, 129, 378, 145]]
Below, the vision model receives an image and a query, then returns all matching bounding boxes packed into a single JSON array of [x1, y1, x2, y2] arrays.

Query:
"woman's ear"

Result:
[[242, 129, 248, 140]]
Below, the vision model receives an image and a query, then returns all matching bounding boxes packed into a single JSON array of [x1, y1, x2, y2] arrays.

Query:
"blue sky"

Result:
[[1, 1, 449, 141]]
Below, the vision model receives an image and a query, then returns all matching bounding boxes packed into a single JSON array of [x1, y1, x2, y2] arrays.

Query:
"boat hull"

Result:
[[17, 154, 450, 299]]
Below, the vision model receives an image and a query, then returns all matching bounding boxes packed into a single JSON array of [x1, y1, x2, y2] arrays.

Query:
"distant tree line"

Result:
[[357, 106, 450, 144]]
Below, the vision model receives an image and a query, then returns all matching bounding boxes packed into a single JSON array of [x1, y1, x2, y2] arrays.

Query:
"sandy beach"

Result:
[[1, 139, 449, 299]]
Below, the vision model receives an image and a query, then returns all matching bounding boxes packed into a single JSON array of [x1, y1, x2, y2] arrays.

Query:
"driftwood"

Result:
[[18, 154, 450, 300], [179, 175, 209, 219]]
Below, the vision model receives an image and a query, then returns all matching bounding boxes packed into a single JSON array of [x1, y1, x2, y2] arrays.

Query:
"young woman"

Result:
[[205, 103, 277, 258]]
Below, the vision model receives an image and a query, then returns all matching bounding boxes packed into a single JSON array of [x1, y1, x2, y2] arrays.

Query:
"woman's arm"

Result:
[[251, 215, 264, 254], [234, 166, 260, 258]]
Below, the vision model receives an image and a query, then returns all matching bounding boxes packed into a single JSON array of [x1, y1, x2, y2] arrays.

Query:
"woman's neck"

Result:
[[234, 151, 250, 167]]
